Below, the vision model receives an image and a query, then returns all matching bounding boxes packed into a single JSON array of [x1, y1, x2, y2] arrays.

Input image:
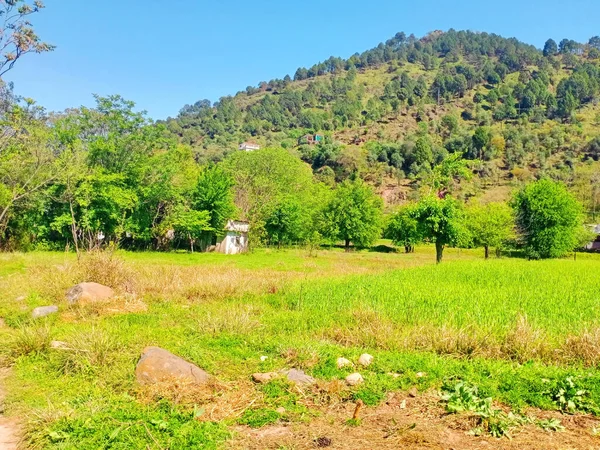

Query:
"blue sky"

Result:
[[5, 0, 598, 120]]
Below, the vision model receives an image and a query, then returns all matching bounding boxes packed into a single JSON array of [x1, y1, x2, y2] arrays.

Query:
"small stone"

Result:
[[31, 305, 59, 319], [15, 295, 26, 302], [50, 340, 69, 349], [252, 372, 279, 384], [336, 357, 352, 369], [415, 372, 426, 378], [135, 346, 210, 385], [286, 369, 315, 386], [387, 372, 401, 378], [345, 373, 364, 386], [66, 282, 114, 305], [400, 399, 407, 409], [408, 387, 418, 397], [358, 353, 373, 367], [276, 407, 286, 414], [260, 355, 268, 362]]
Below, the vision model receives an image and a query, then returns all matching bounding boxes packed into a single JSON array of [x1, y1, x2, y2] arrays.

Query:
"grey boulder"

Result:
[[31, 305, 59, 319], [135, 346, 210, 385]]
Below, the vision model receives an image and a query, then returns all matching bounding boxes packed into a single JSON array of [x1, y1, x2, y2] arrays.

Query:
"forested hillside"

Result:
[[165, 30, 600, 208], [2, 27, 600, 252]]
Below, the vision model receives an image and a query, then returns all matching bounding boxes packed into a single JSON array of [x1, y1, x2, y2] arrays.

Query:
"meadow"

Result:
[[2, 246, 600, 448]]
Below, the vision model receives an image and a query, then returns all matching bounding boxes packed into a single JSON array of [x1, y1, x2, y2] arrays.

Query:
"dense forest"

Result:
[[1, 20, 600, 256]]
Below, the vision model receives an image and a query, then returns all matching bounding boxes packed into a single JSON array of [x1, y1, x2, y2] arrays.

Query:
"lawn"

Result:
[[2, 246, 600, 448]]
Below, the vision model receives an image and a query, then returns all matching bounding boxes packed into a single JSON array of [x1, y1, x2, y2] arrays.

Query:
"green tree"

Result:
[[543, 39, 558, 57], [321, 179, 383, 251], [386, 204, 419, 253], [413, 196, 464, 263], [512, 179, 584, 259], [170, 207, 212, 252], [466, 202, 514, 259], [192, 164, 236, 244]]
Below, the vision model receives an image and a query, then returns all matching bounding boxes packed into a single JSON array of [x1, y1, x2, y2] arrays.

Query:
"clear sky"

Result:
[[5, 0, 599, 120]]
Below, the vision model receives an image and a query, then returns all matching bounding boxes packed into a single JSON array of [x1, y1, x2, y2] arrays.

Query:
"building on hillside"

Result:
[[298, 134, 324, 145], [216, 220, 250, 255], [239, 142, 261, 151], [586, 224, 600, 251]]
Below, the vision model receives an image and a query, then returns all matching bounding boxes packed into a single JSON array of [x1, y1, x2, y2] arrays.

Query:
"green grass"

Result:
[[2, 248, 600, 447]]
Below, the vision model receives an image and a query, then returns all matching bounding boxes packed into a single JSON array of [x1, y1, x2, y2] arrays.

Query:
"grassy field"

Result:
[[2, 246, 600, 448]]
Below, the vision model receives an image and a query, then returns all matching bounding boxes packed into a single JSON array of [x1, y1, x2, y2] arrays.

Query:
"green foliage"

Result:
[[321, 179, 383, 250], [193, 164, 236, 241], [543, 376, 600, 414], [466, 202, 514, 258], [512, 179, 584, 259], [412, 196, 464, 263], [238, 408, 281, 428], [386, 204, 419, 253]]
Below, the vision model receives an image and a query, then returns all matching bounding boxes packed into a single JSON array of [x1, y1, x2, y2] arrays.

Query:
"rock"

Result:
[[336, 357, 352, 369], [31, 305, 58, 319], [387, 372, 401, 378], [260, 355, 268, 362], [358, 353, 373, 367], [285, 369, 315, 386], [408, 387, 418, 397], [66, 282, 114, 305], [415, 372, 426, 378], [275, 407, 286, 414], [345, 373, 364, 386], [15, 295, 26, 302], [135, 346, 210, 385], [50, 340, 69, 349], [252, 372, 279, 384]]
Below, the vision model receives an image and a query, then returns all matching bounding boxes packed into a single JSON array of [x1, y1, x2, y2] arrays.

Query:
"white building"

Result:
[[586, 224, 600, 251], [216, 220, 250, 254], [238, 142, 261, 151]]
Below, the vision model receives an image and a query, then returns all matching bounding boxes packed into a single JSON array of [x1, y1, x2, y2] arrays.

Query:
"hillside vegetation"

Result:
[[165, 30, 600, 210]]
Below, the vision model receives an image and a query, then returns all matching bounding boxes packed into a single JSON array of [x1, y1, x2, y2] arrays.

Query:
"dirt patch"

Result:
[[228, 391, 600, 449], [0, 369, 20, 450]]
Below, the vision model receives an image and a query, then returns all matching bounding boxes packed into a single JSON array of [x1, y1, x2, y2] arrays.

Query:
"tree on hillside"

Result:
[[0, 0, 54, 77], [512, 179, 583, 259], [543, 39, 558, 57], [386, 204, 420, 253], [412, 196, 464, 263], [466, 202, 514, 259], [321, 179, 383, 251]]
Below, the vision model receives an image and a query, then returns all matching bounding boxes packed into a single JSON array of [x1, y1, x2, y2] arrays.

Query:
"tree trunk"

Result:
[[345, 239, 350, 252], [435, 241, 444, 264], [484, 245, 489, 260], [405, 245, 410, 254]]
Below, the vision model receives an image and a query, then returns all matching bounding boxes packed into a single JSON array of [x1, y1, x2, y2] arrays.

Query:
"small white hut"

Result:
[[216, 220, 250, 254]]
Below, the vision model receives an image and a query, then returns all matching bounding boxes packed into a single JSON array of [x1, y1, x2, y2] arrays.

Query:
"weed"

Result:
[[51, 328, 120, 375], [543, 376, 599, 414], [10, 322, 52, 358], [238, 408, 281, 428]]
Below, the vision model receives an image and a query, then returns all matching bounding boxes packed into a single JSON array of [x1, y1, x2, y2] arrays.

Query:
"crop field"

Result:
[[2, 247, 600, 449]]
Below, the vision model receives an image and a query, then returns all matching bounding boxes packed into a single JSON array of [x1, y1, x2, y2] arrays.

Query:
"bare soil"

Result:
[[229, 391, 600, 449], [0, 369, 20, 450]]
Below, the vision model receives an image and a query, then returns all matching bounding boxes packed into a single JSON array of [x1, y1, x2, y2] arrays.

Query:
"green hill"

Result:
[[164, 30, 600, 213]]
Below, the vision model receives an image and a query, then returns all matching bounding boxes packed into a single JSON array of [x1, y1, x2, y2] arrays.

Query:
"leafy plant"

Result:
[[543, 376, 599, 414]]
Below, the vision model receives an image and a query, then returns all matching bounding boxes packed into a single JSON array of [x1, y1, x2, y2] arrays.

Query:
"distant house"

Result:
[[586, 224, 600, 252], [239, 142, 261, 151], [298, 134, 324, 145], [216, 220, 250, 255]]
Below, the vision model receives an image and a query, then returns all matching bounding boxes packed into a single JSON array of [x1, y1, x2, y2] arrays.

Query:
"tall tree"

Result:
[[321, 179, 383, 251], [0, 0, 54, 77], [512, 179, 583, 259], [543, 39, 558, 57]]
